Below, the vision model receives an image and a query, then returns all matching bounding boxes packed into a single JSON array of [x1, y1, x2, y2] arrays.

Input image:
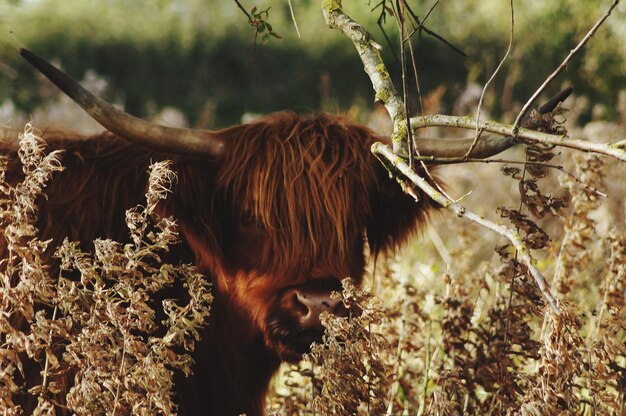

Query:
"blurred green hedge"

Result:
[[1, 0, 624, 126]]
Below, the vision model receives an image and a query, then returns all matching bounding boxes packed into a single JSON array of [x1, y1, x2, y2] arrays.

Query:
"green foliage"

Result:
[[1, 1, 624, 126], [248, 6, 282, 45]]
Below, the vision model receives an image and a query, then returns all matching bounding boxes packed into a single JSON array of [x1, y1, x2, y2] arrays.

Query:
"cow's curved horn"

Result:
[[413, 135, 515, 159], [20, 49, 224, 157], [409, 85, 574, 160]]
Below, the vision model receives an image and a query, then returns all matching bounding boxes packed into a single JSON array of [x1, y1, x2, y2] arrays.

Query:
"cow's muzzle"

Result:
[[286, 287, 348, 328], [266, 279, 350, 361]]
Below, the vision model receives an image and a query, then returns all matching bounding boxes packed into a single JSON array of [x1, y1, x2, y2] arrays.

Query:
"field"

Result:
[[1, 1, 625, 415]]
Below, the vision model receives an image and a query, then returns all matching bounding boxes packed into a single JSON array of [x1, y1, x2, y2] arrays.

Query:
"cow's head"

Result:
[[20, 49, 435, 360], [169, 112, 434, 360]]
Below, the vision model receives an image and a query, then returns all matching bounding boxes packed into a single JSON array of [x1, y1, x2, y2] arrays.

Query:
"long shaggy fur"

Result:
[[4, 112, 437, 415], [219, 112, 376, 275]]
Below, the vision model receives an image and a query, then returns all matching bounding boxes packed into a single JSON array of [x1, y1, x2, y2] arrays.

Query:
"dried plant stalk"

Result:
[[0, 126, 212, 415]]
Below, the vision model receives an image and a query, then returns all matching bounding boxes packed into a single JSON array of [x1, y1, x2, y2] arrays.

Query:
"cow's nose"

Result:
[[292, 290, 345, 327]]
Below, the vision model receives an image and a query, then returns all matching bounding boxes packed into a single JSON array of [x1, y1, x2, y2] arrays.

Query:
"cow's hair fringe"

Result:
[[167, 112, 435, 278], [220, 112, 376, 275]]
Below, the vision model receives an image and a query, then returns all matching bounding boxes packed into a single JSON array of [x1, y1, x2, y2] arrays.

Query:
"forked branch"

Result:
[[323, 1, 624, 164], [323, 0, 511, 159], [512, 0, 621, 131], [321, 0, 622, 312]]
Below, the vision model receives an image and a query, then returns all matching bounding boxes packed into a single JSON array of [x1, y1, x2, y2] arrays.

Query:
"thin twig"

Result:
[[45, 398, 72, 412], [512, 0, 621, 132], [372, 142, 561, 313], [287, 0, 301, 38], [41, 305, 58, 392], [233, 0, 251, 19], [395, 1, 414, 168], [406, 20, 424, 116], [417, 319, 433, 416], [428, 226, 452, 266], [469, 0, 514, 158], [504, 149, 530, 345], [404, 1, 465, 57], [373, 1, 400, 64], [395, 1, 450, 201], [402, 0, 439, 145]]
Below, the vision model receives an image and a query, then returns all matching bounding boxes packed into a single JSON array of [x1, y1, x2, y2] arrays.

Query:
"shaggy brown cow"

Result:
[[6, 50, 442, 416], [9, 50, 568, 415]]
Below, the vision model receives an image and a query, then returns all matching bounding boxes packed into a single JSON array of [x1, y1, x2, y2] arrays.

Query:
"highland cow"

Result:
[[3, 49, 443, 415], [7, 49, 567, 415]]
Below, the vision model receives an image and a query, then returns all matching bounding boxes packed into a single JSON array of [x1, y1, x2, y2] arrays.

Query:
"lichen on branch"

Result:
[[322, 0, 409, 157]]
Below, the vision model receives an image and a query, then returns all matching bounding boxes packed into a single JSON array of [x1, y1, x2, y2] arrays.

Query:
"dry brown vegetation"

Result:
[[0, 101, 624, 416], [267, 108, 626, 415], [0, 127, 212, 415], [1, 1, 625, 415]]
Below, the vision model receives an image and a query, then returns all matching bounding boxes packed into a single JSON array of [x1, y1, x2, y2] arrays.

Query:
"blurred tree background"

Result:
[[0, 0, 625, 128]]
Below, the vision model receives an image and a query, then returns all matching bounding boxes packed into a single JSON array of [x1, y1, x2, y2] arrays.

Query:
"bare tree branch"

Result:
[[287, 0, 301, 38], [323, 2, 623, 162], [321, 2, 599, 163], [392, 87, 573, 160], [409, 134, 515, 159], [470, 0, 515, 158], [395, 1, 414, 167], [372, 142, 561, 313], [322, 1, 408, 156], [233, 0, 252, 19]]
